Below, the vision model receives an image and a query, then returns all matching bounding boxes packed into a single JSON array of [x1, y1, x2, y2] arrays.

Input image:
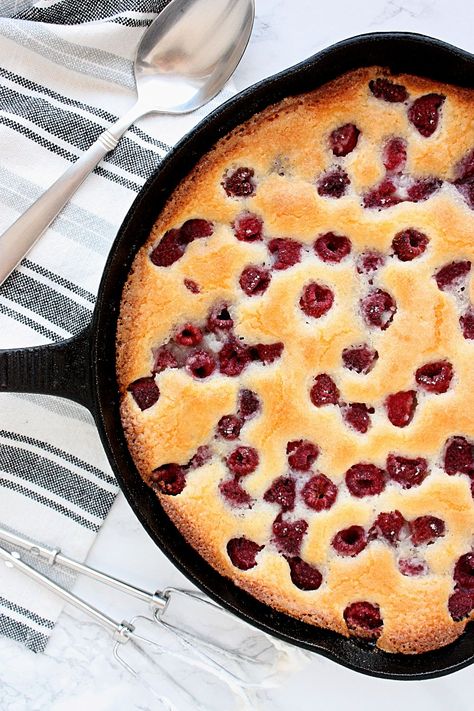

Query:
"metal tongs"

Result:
[[0, 527, 291, 710]]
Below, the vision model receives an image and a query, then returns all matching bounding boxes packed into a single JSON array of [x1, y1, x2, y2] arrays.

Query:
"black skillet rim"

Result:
[[91, 32, 474, 679]]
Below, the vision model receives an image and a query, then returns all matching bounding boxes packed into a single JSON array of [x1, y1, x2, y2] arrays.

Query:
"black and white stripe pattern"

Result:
[[0, 0, 236, 654], [15, 1, 168, 26], [0, 0, 172, 654]]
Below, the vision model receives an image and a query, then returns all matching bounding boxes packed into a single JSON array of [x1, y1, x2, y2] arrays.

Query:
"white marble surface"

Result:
[[2, 0, 474, 709]]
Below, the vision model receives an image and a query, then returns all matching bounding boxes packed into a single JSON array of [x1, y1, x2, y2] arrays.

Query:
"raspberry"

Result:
[[344, 601, 383, 640], [287, 557, 323, 591], [302, 474, 338, 511], [181, 218, 213, 242], [398, 558, 427, 576], [174, 323, 203, 346], [448, 589, 474, 621], [268, 238, 302, 270], [329, 123, 360, 157], [150, 464, 186, 495], [369, 510, 406, 546], [345, 463, 385, 497], [369, 77, 408, 103], [223, 167, 256, 198], [455, 179, 474, 210], [386, 454, 428, 489], [332, 525, 367, 557], [342, 403, 374, 434], [272, 513, 308, 556], [188, 445, 212, 469], [207, 304, 234, 332], [238, 389, 260, 419], [454, 148, 474, 183], [314, 232, 352, 263], [444, 436, 474, 475], [342, 344, 378, 374], [217, 414, 242, 440], [310, 374, 340, 407], [128, 377, 160, 410], [253, 342, 284, 364], [383, 137, 407, 172], [264, 476, 296, 512], [227, 537, 263, 570], [286, 440, 320, 471], [454, 552, 474, 590], [226, 446, 259, 476], [410, 516, 445, 546], [184, 278, 200, 293], [219, 478, 252, 507], [392, 228, 429, 261], [360, 289, 397, 330], [385, 390, 417, 427], [186, 350, 216, 379], [239, 265, 271, 296], [415, 360, 453, 394], [152, 347, 179, 374], [356, 251, 385, 276], [408, 94, 445, 137], [406, 177, 442, 202], [150, 228, 186, 267], [434, 261, 471, 291], [218, 339, 251, 376], [317, 167, 350, 198], [454, 150, 474, 208], [363, 179, 401, 209], [460, 308, 474, 340], [233, 212, 263, 242], [300, 282, 334, 318]]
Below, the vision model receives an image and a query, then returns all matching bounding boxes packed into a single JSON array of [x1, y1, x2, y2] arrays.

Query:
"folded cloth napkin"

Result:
[[0, 0, 237, 653]]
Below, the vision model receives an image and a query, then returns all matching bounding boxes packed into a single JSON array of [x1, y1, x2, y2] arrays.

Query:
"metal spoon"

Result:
[[0, 0, 255, 285]]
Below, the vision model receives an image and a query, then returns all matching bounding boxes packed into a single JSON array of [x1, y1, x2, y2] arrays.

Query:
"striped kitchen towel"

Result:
[[0, 0, 237, 652]]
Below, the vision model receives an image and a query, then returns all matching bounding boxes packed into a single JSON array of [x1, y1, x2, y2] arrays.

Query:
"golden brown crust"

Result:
[[117, 66, 474, 654]]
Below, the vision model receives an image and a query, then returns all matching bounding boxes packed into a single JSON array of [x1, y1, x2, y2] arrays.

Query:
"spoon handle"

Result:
[[0, 102, 144, 286]]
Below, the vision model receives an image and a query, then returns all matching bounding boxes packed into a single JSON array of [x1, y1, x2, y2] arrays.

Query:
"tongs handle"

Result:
[[0, 544, 129, 638], [0, 526, 166, 610], [0, 544, 254, 710]]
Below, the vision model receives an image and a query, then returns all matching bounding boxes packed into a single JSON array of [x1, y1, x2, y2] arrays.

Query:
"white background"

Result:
[[2, 0, 474, 709]]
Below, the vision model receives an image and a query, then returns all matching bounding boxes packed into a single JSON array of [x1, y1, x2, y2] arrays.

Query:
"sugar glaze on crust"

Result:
[[117, 67, 474, 654]]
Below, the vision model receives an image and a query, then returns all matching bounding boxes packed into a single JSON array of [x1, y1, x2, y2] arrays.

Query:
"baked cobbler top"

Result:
[[117, 67, 474, 654]]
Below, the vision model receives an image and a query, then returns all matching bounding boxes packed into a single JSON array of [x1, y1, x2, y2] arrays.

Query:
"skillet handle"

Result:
[[0, 326, 94, 412]]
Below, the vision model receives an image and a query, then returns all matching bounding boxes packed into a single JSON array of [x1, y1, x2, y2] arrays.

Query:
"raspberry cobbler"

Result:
[[117, 68, 474, 654]]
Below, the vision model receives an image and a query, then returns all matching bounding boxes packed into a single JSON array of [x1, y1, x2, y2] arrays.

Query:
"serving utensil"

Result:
[[0, 0, 254, 285], [0, 544, 251, 710], [0, 526, 288, 700]]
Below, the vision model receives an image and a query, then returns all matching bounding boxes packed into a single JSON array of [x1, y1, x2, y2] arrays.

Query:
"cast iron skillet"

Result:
[[1, 32, 474, 679]]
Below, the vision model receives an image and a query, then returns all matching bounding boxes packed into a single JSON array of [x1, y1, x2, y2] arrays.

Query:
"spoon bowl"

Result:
[[0, 0, 255, 285], [136, 0, 255, 113]]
